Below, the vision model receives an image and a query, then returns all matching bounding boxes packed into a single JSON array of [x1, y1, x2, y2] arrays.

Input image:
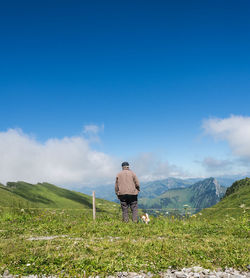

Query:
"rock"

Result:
[[3, 270, 9, 276], [193, 273, 200, 278], [193, 267, 204, 273], [175, 271, 187, 278], [186, 268, 193, 273], [230, 275, 244, 278], [163, 274, 175, 278], [128, 272, 140, 277]]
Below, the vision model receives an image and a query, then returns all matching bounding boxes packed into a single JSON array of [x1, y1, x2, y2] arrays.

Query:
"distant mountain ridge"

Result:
[[80, 175, 244, 202], [139, 177, 202, 199], [189, 178, 225, 209], [140, 177, 226, 212], [81, 177, 204, 202]]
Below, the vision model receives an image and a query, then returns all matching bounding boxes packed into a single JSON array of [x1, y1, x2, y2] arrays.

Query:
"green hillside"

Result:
[[139, 178, 199, 199], [140, 187, 193, 210], [0, 181, 117, 210], [0, 183, 31, 208], [140, 178, 226, 213], [201, 177, 250, 218]]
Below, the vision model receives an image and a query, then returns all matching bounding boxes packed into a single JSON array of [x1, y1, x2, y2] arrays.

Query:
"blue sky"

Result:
[[0, 0, 250, 186]]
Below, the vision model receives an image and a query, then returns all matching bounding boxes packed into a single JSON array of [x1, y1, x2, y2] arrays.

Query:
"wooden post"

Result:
[[92, 191, 96, 221]]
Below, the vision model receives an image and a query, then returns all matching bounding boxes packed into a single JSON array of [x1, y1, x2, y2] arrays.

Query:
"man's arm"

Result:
[[133, 174, 140, 191], [115, 176, 119, 196]]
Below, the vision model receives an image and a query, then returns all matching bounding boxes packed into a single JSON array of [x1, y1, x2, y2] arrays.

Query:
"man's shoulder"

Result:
[[116, 170, 124, 177], [128, 170, 136, 176], [117, 170, 134, 176]]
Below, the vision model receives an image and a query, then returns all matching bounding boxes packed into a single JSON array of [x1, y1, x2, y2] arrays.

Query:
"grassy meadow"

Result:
[[0, 205, 249, 277]]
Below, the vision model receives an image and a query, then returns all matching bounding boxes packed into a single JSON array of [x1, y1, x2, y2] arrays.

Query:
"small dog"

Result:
[[140, 213, 150, 224]]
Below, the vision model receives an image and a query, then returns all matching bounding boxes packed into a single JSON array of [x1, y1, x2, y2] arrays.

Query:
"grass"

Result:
[[0, 182, 115, 210], [201, 179, 250, 219], [0, 207, 249, 277]]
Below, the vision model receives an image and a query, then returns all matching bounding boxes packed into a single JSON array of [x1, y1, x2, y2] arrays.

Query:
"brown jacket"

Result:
[[115, 169, 140, 196]]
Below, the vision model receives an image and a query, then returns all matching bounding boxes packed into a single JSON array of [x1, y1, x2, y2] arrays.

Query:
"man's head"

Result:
[[121, 161, 129, 170]]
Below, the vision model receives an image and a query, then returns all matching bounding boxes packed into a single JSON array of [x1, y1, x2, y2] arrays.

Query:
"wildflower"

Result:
[[26, 263, 31, 266], [20, 209, 25, 213], [240, 204, 246, 208]]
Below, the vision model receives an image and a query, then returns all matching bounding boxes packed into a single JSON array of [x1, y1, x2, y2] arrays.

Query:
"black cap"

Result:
[[121, 161, 129, 167]]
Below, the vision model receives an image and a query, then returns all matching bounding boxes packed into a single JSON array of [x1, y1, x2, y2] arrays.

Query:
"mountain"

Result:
[[80, 177, 202, 202], [139, 177, 226, 213], [139, 177, 202, 199], [189, 178, 225, 209], [201, 177, 250, 218], [79, 175, 244, 203], [0, 181, 116, 210]]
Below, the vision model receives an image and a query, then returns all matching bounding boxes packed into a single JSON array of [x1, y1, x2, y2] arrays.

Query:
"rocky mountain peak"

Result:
[[190, 177, 224, 198]]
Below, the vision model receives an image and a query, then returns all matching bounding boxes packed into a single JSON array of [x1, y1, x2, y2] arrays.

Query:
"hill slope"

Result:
[[0, 181, 116, 210], [139, 177, 201, 199], [140, 178, 226, 212], [201, 177, 250, 218], [0, 183, 31, 208]]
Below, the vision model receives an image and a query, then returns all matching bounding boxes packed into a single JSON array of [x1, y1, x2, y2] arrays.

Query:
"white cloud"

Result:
[[203, 115, 250, 159], [83, 124, 104, 143], [0, 129, 119, 187], [83, 124, 104, 135], [199, 157, 233, 173], [0, 128, 189, 187], [131, 153, 188, 182]]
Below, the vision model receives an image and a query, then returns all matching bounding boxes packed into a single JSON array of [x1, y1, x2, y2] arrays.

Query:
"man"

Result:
[[115, 162, 140, 222]]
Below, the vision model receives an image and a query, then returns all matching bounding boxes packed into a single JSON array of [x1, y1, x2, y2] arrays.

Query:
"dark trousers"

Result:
[[118, 195, 138, 222]]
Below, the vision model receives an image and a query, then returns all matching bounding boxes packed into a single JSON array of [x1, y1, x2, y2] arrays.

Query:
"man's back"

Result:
[[115, 169, 140, 196]]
